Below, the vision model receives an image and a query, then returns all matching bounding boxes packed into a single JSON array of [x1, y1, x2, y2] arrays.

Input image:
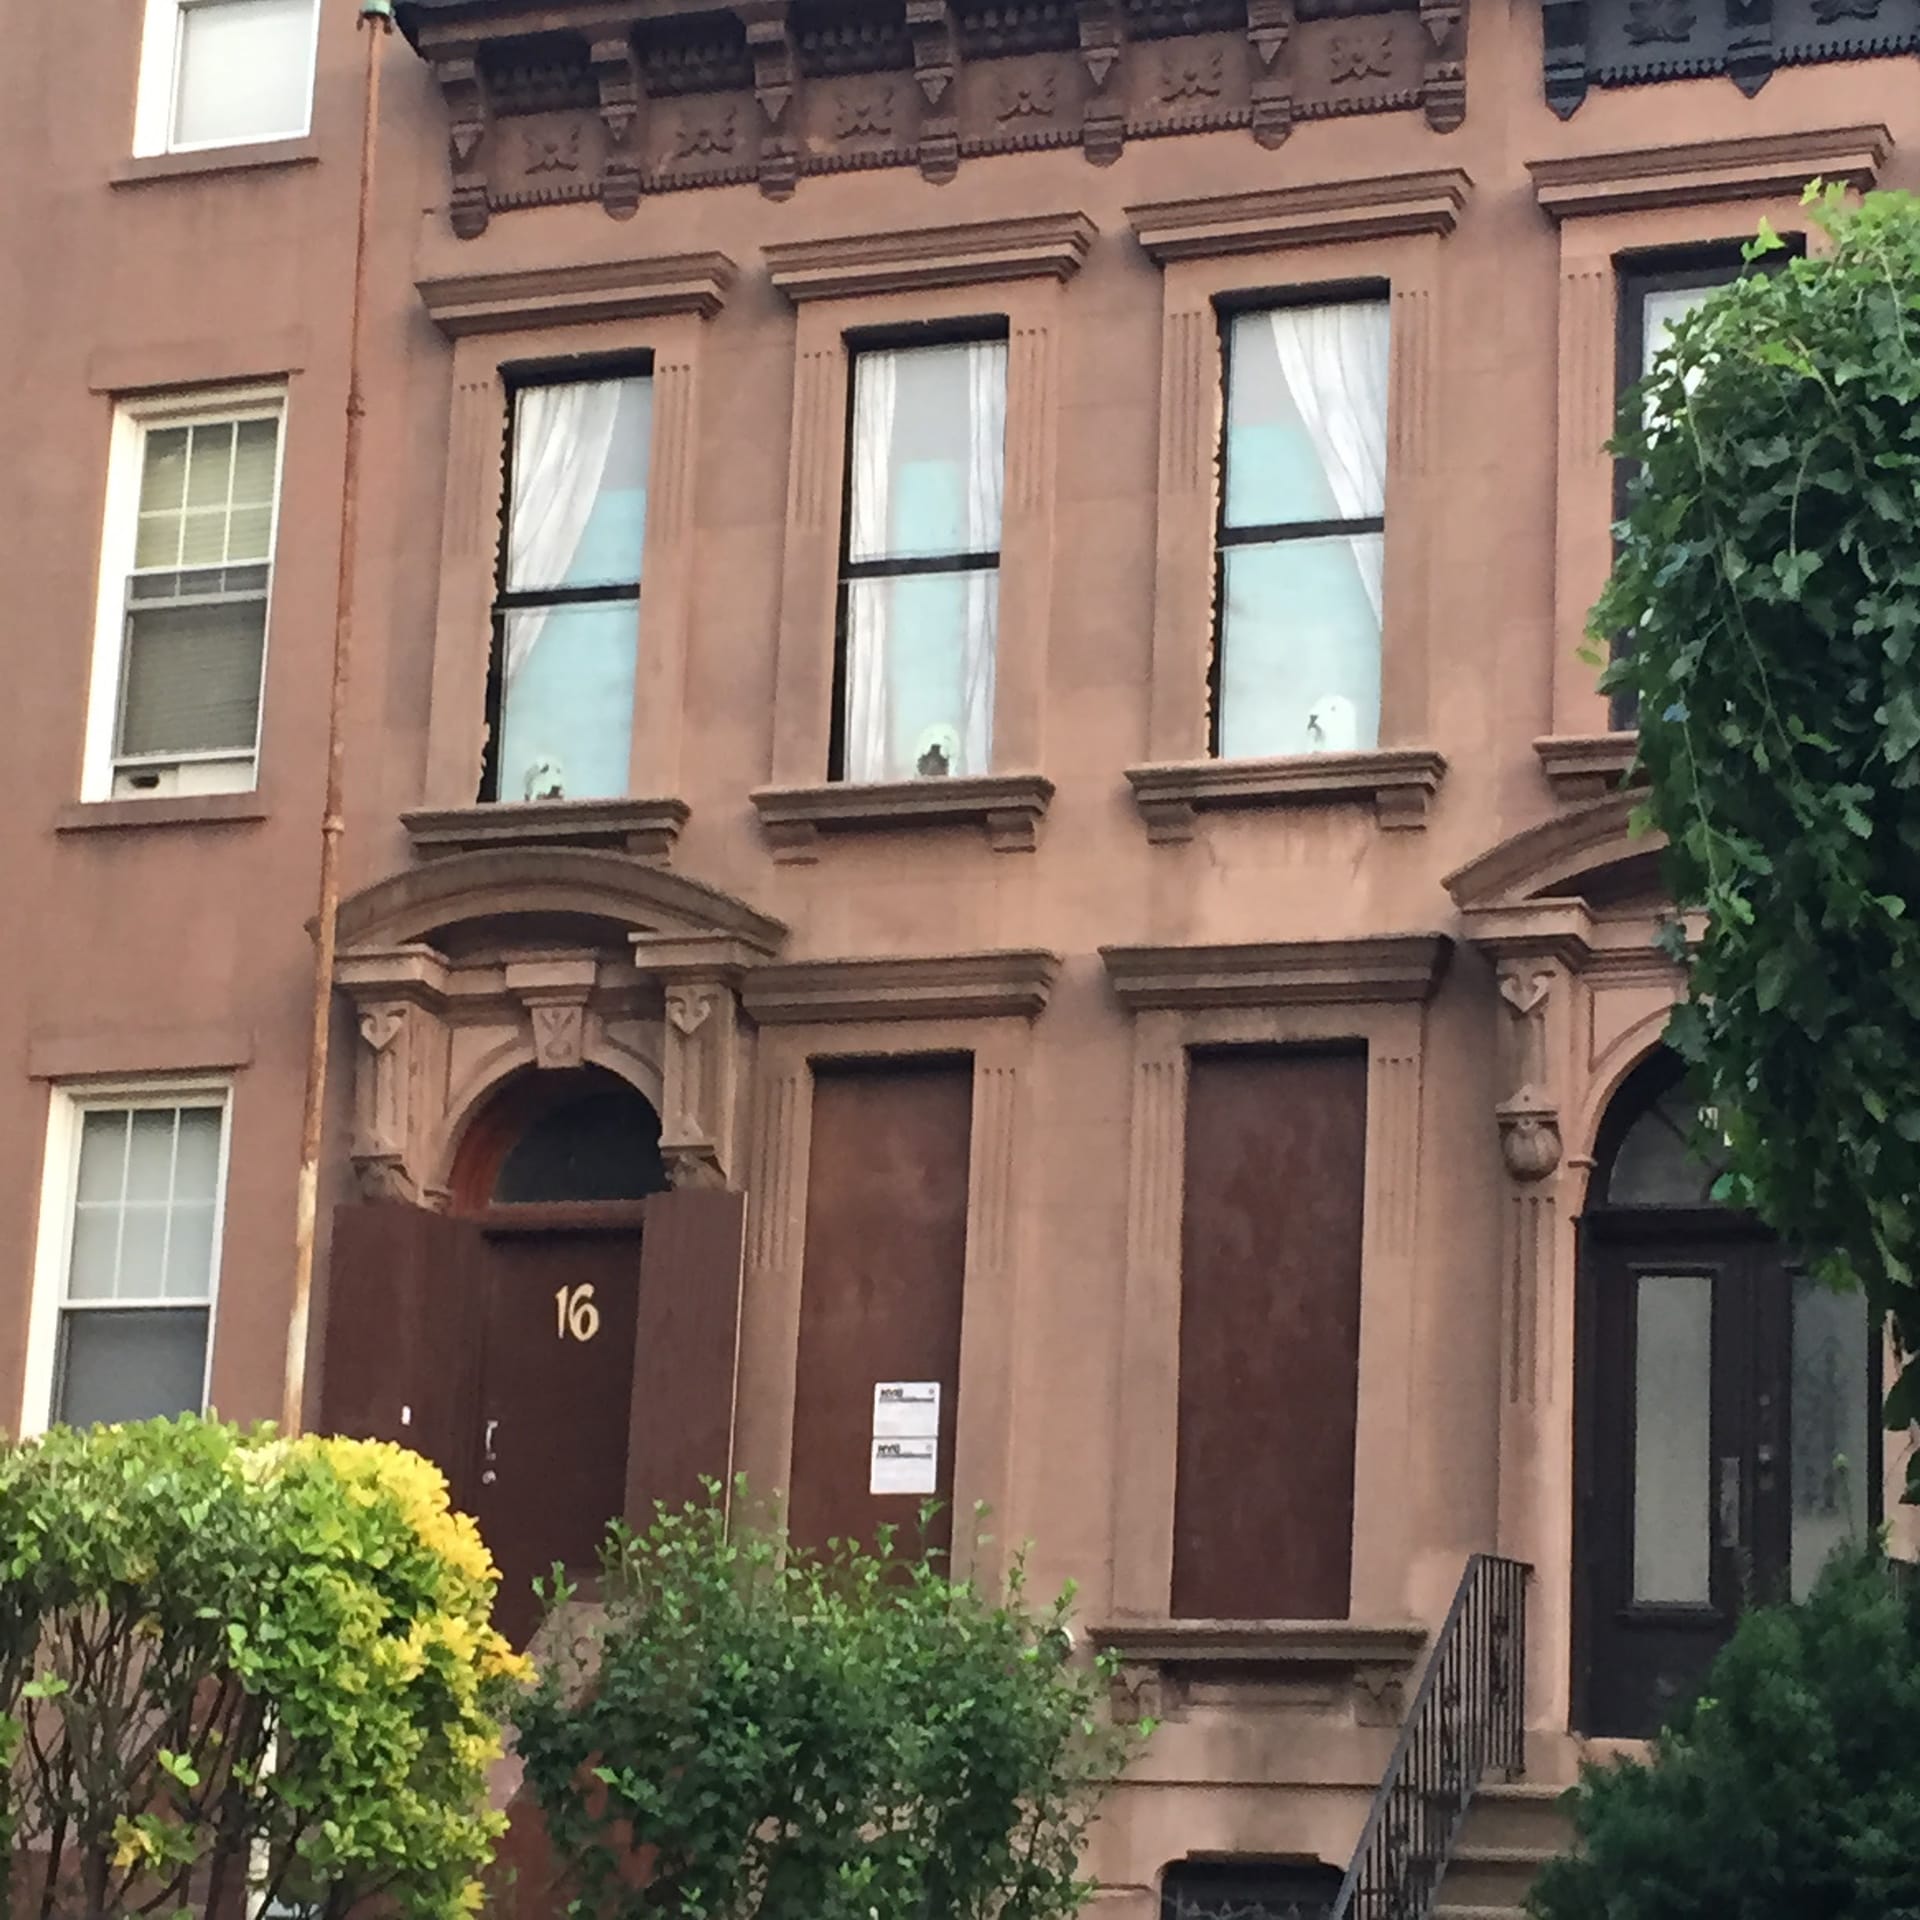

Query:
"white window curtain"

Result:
[[503, 380, 625, 689], [842, 342, 1006, 784], [844, 352, 898, 783], [1267, 304, 1390, 622]]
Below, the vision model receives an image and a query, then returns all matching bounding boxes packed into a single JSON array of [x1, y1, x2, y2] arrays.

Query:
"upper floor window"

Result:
[[134, 0, 321, 156], [488, 375, 653, 805], [834, 338, 1007, 784], [26, 1090, 230, 1433], [1214, 300, 1390, 761], [85, 392, 285, 801]]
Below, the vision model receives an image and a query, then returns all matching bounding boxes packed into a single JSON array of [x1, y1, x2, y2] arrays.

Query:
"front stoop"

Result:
[[1433, 1782, 1573, 1919]]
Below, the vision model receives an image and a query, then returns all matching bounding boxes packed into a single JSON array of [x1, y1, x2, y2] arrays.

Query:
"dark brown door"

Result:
[[1172, 1046, 1368, 1620], [788, 1059, 973, 1561], [1576, 1220, 1875, 1736], [472, 1225, 644, 1644]]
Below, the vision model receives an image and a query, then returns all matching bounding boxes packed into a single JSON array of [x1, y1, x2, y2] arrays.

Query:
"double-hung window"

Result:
[[88, 393, 285, 799], [835, 339, 1008, 783], [489, 375, 653, 805], [33, 1093, 230, 1431], [134, 0, 321, 155], [1214, 300, 1391, 760]]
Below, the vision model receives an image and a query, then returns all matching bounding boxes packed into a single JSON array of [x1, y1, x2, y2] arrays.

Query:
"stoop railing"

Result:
[[1329, 1554, 1530, 1920]]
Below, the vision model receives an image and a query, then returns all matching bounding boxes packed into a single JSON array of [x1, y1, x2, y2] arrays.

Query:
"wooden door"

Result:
[[788, 1060, 973, 1561], [473, 1224, 644, 1644], [1576, 1223, 1876, 1735], [1172, 1046, 1368, 1621]]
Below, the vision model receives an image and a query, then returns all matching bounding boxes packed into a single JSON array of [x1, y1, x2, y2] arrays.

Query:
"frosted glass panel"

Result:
[[1791, 1278, 1871, 1600], [1633, 1272, 1713, 1605], [173, 0, 317, 148], [1217, 538, 1382, 758], [498, 601, 640, 803]]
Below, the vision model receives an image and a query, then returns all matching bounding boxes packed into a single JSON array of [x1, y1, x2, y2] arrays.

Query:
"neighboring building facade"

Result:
[[1, 0, 1914, 1909]]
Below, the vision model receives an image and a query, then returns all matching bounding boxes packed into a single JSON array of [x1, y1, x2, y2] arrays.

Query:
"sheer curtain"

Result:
[[959, 341, 1006, 777], [1268, 304, 1390, 621], [504, 381, 624, 686], [843, 354, 898, 783]]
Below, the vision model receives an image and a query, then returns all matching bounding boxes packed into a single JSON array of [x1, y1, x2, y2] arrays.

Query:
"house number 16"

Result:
[[554, 1283, 602, 1343]]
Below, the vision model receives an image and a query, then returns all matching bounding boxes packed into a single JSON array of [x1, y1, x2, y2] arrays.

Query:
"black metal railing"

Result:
[[1329, 1554, 1531, 1920]]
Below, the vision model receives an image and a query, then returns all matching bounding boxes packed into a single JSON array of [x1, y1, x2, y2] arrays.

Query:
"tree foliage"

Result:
[[0, 1416, 528, 1919], [1600, 187, 1920, 1469], [1528, 1549, 1920, 1920], [514, 1490, 1147, 1920]]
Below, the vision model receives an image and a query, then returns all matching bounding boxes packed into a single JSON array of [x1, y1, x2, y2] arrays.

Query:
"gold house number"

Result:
[[554, 1283, 602, 1343]]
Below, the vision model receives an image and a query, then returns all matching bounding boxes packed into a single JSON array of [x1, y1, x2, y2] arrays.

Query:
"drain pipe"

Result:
[[283, 0, 395, 1436]]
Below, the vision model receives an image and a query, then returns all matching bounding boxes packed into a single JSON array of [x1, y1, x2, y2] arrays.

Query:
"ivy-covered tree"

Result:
[[1601, 187, 1920, 1478], [514, 1490, 1148, 1920], [1528, 1550, 1920, 1920]]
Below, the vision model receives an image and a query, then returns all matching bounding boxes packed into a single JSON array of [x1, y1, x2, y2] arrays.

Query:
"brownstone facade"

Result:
[[4, 0, 1917, 1907]]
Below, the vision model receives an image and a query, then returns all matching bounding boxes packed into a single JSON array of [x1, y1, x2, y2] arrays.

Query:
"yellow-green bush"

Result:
[[0, 1415, 529, 1919]]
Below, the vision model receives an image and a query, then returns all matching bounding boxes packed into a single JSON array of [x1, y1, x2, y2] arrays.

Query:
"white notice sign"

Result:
[[871, 1381, 941, 1439], [870, 1436, 939, 1496]]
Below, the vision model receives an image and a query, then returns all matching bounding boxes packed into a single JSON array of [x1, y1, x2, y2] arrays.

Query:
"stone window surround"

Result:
[[754, 213, 1091, 857], [1100, 933, 1451, 1625], [1123, 170, 1469, 838], [415, 252, 737, 824], [1530, 124, 1886, 749], [732, 948, 1059, 1582]]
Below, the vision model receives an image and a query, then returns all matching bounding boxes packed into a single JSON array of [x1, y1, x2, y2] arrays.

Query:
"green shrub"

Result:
[[0, 1416, 529, 1920], [514, 1490, 1147, 1920], [1528, 1549, 1920, 1920]]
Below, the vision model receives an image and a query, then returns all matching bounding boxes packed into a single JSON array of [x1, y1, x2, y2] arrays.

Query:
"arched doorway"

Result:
[[1573, 1051, 1878, 1735], [448, 1067, 667, 1643]]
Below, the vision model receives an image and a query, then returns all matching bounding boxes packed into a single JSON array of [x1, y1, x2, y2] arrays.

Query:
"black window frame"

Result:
[[481, 358, 654, 803], [1608, 242, 1800, 729], [828, 321, 1010, 783], [1208, 284, 1391, 760]]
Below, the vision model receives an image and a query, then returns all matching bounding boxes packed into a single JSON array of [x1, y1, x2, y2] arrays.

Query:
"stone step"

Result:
[[1434, 1907, 1532, 1920], [1455, 1780, 1575, 1851], [1432, 1843, 1560, 1910]]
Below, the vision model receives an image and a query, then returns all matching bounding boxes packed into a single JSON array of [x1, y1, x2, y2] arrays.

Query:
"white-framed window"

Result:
[[21, 1084, 232, 1436], [835, 339, 1008, 783], [1213, 300, 1391, 760], [83, 388, 287, 801], [133, 0, 322, 157]]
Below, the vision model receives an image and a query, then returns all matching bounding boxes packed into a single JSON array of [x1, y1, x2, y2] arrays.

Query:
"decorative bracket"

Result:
[[1540, 0, 1590, 118], [1420, 0, 1467, 132], [740, 0, 801, 199], [1496, 963, 1563, 1181], [1245, 0, 1295, 147], [657, 976, 745, 1189], [1077, 0, 1127, 165], [430, 48, 492, 239], [337, 945, 454, 1207], [907, 0, 962, 182], [591, 32, 646, 220]]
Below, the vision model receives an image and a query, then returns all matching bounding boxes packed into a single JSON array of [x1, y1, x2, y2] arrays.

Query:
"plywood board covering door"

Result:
[[788, 1059, 973, 1560], [1172, 1046, 1368, 1620]]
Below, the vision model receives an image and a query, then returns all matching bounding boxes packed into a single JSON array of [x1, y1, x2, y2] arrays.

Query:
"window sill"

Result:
[[55, 794, 267, 834], [1533, 732, 1641, 804], [1125, 748, 1447, 843], [402, 797, 690, 864], [1092, 1619, 1429, 1725], [749, 773, 1054, 863], [111, 138, 320, 187]]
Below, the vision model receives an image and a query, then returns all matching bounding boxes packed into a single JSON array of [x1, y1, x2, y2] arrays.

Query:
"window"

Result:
[[24, 1091, 229, 1433], [84, 393, 285, 800], [488, 375, 653, 804], [835, 339, 1007, 783], [1213, 300, 1390, 760], [134, 0, 321, 155]]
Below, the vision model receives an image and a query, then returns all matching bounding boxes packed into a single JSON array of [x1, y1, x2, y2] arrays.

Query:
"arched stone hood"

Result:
[[332, 848, 788, 1205]]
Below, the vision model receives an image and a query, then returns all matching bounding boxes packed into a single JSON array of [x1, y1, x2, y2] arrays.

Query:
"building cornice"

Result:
[[1128, 168, 1472, 262], [417, 253, 738, 336], [1100, 934, 1452, 1012], [764, 214, 1096, 302], [1528, 125, 1888, 220]]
